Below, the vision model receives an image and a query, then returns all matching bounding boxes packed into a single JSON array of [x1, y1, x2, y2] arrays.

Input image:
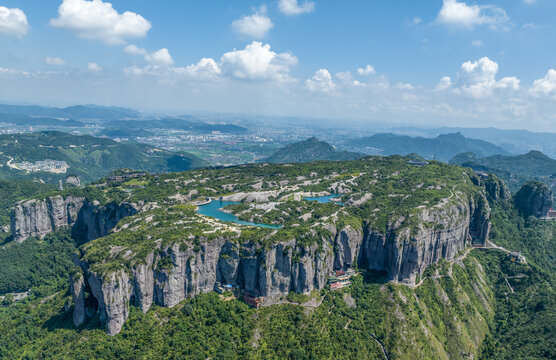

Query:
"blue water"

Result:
[[197, 200, 282, 229], [304, 194, 342, 204]]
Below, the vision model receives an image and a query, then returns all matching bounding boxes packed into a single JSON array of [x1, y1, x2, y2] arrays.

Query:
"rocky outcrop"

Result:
[[71, 199, 138, 243], [515, 181, 553, 218], [10, 196, 85, 243], [70, 271, 86, 327], [10, 196, 138, 243], [484, 175, 511, 201], [360, 195, 490, 284], [71, 191, 492, 336]]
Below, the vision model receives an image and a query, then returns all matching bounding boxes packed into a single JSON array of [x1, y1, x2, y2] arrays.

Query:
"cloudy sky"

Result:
[[1, 0, 556, 130]]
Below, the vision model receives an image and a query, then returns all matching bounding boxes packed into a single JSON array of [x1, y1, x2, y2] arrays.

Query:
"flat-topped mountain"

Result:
[[265, 137, 362, 163], [0, 131, 203, 184], [8, 156, 502, 335], [349, 132, 507, 162]]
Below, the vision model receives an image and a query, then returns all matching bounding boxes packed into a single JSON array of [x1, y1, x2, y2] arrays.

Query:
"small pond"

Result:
[[197, 200, 282, 229], [303, 194, 343, 204]]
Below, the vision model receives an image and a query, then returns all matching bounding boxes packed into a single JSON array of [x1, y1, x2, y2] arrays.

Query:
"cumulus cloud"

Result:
[[126, 42, 297, 83], [50, 0, 151, 45], [88, 62, 102, 72], [305, 69, 335, 93], [278, 0, 315, 16], [145, 48, 174, 66], [174, 58, 222, 79], [125, 45, 174, 66], [438, 57, 520, 98], [357, 65, 376, 76], [530, 69, 556, 99], [232, 6, 273, 39], [220, 41, 297, 82], [435, 76, 453, 91], [45, 57, 66, 66], [0, 6, 29, 37], [437, 0, 509, 29]]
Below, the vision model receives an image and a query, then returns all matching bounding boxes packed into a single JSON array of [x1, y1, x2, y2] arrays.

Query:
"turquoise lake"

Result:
[[197, 200, 282, 229], [197, 195, 342, 228], [303, 194, 342, 204]]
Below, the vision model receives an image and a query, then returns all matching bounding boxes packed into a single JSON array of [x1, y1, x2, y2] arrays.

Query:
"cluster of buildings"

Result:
[[328, 269, 357, 290], [12, 159, 69, 174], [214, 282, 265, 308], [508, 252, 527, 264]]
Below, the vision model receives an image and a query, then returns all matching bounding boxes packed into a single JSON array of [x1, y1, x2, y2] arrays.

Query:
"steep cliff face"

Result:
[[10, 196, 84, 243], [515, 181, 553, 218], [360, 194, 490, 284], [71, 194, 492, 336], [10, 196, 138, 243]]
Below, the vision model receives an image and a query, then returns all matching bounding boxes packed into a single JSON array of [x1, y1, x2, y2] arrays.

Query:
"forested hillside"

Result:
[[0, 132, 204, 184], [349, 132, 507, 162], [451, 150, 556, 192], [265, 137, 362, 163], [0, 158, 553, 359]]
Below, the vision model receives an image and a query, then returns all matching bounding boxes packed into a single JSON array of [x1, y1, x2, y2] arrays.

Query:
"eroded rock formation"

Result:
[[10, 196, 138, 243], [70, 193, 492, 335]]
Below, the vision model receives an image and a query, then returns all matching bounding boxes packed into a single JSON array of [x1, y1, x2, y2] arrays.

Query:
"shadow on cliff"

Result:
[[360, 269, 389, 285], [42, 307, 78, 332]]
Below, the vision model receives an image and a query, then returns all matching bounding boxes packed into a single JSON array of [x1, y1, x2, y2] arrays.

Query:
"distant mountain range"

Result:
[[0, 131, 204, 184], [450, 150, 556, 192], [392, 126, 556, 158], [348, 132, 507, 162], [264, 137, 362, 163], [0, 113, 85, 127], [0, 104, 248, 136], [0, 104, 139, 121]]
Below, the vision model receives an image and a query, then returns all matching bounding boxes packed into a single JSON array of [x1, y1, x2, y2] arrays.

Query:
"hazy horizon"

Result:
[[1, 0, 556, 131]]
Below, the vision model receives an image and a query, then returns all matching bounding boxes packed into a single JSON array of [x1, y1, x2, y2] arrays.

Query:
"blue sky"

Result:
[[1, 0, 556, 130]]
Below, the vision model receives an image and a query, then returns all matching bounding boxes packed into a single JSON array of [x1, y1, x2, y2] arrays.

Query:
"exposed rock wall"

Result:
[[10, 196, 85, 243], [515, 181, 553, 218], [10, 196, 138, 243], [72, 194, 492, 335]]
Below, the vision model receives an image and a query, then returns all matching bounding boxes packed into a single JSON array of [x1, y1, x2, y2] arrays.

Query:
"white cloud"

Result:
[[305, 69, 335, 93], [395, 82, 415, 90], [220, 41, 297, 82], [124, 44, 147, 56], [0, 6, 29, 37], [145, 48, 174, 66], [471, 40, 483, 47], [357, 65, 376, 76], [174, 58, 222, 80], [50, 0, 151, 45], [88, 62, 102, 72], [45, 57, 66, 66], [0, 66, 31, 77], [125, 45, 174, 66], [412, 17, 422, 25], [278, 0, 315, 16], [435, 76, 453, 91], [232, 6, 273, 39], [444, 57, 520, 98], [530, 69, 556, 99], [437, 0, 509, 29], [523, 0, 536, 4], [126, 42, 297, 83]]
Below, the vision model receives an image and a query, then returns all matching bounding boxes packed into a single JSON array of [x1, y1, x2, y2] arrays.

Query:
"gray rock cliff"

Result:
[[10, 196, 138, 243]]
